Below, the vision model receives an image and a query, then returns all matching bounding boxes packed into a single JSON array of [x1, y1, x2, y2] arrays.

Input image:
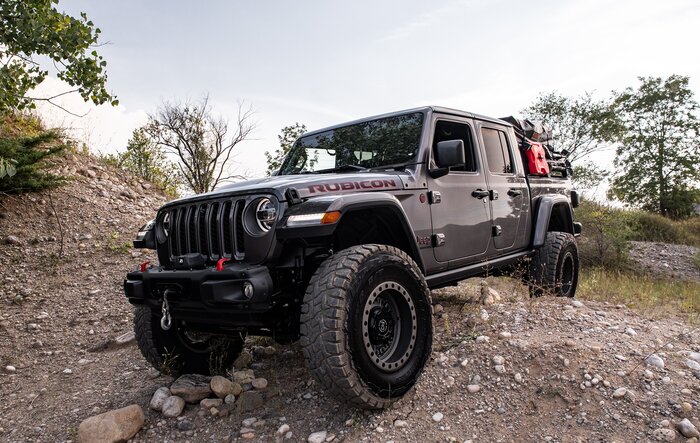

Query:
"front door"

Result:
[[428, 118, 492, 263]]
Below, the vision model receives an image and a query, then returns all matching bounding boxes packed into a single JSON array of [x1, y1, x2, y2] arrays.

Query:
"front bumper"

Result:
[[124, 264, 274, 330]]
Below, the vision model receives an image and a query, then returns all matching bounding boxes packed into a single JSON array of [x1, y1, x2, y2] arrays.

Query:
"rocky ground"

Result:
[[1, 153, 699, 443]]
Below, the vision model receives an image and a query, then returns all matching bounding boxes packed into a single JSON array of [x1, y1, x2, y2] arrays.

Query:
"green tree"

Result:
[[572, 164, 609, 198], [0, 129, 64, 193], [608, 75, 700, 218], [264, 123, 306, 175], [522, 91, 615, 162], [147, 96, 255, 194], [112, 128, 180, 197], [0, 0, 117, 114]]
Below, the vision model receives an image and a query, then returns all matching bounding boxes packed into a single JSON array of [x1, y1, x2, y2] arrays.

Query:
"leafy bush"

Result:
[[102, 128, 180, 198], [574, 200, 633, 268], [678, 217, 700, 247], [624, 211, 700, 247], [0, 117, 65, 193], [626, 211, 685, 243]]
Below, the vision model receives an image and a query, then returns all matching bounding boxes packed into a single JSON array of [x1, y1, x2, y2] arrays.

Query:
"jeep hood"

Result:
[[164, 172, 409, 206]]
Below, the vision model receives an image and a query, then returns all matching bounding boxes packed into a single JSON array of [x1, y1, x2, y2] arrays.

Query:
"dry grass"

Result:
[[692, 252, 700, 271], [577, 268, 700, 320], [431, 270, 700, 324]]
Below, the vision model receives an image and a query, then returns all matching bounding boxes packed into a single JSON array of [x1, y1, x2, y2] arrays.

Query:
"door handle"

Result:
[[507, 189, 522, 197], [471, 189, 489, 199]]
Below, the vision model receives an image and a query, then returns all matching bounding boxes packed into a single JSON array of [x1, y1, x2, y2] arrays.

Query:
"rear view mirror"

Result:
[[435, 140, 465, 168]]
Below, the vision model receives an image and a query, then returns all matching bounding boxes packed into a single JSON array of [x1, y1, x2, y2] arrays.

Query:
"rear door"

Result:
[[477, 122, 528, 250], [427, 116, 492, 263]]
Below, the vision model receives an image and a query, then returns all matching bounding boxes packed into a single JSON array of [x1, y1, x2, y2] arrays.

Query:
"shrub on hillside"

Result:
[[574, 200, 633, 268], [0, 115, 65, 194], [626, 211, 686, 244], [678, 217, 700, 247], [102, 128, 180, 198], [622, 211, 700, 247]]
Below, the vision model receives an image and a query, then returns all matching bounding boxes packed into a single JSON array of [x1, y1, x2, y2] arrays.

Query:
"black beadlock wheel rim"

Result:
[[361, 281, 417, 372], [560, 252, 575, 296]]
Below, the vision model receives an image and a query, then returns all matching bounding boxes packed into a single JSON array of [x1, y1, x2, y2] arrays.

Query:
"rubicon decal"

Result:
[[308, 179, 398, 194]]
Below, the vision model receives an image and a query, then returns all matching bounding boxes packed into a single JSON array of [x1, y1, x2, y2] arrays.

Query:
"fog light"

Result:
[[243, 282, 254, 299]]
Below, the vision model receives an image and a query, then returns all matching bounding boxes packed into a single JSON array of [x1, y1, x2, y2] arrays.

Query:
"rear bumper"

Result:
[[124, 264, 274, 331]]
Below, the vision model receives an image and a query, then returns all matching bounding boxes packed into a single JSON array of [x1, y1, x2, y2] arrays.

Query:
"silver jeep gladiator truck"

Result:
[[125, 106, 581, 409]]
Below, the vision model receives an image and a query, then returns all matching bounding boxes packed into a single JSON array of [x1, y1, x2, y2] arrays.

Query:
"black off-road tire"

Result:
[[134, 306, 244, 376], [529, 232, 579, 297], [300, 244, 433, 409]]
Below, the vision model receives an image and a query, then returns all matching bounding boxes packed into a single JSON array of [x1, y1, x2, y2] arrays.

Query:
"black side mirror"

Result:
[[435, 140, 465, 168], [430, 139, 465, 178]]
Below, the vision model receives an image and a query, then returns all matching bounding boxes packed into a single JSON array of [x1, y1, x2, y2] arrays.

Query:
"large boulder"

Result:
[[170, 374, 212, 403], [210, 375, 242, 399], [77, 404, 144, 443], [149, 387, 171, 411], [162, 396, 186, 418]]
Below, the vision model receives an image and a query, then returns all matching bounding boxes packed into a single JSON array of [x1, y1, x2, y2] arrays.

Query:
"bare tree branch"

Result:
[[147, 96, 256, 194]]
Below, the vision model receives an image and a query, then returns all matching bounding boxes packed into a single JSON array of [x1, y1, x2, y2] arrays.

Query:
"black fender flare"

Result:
[[531, 194, 576, 248], [276, 192, 424, 272]]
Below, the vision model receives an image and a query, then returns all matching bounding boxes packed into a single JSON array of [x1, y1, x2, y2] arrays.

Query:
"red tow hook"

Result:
[[140, 260, 150, 272], [216, 257, 230, 272]]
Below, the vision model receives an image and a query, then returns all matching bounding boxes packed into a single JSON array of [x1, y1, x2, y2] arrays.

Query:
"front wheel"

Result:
[[529, 232, 579, 297], [300, 245, 433, 409], [134, 306, 244, 376]]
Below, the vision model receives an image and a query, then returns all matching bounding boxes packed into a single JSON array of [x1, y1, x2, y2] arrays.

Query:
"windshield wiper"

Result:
[[310, 164, 368, 174], [368, 161, 425, 171]]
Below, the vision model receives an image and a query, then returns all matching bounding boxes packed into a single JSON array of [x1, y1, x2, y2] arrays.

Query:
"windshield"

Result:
[[279, 112, 424, 175]]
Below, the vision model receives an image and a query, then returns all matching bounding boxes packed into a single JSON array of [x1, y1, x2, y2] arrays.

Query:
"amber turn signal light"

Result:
[[320, 211, 341, 224]]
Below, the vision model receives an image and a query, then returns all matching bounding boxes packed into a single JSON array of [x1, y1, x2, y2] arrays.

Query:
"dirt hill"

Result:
[[1, 153, 699, 443]]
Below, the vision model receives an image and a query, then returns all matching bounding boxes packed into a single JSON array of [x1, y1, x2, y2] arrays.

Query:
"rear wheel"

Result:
[[300, 244, 432, 409], [134, 306, 244, 376], [529, 232, 579, 297]]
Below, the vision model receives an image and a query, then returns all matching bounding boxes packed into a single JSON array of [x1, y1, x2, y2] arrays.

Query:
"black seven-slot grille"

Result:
[[164, 199, 246, 263]]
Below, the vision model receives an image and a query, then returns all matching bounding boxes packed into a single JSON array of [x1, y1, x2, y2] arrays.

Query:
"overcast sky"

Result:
[[34, 0, 700, 178]]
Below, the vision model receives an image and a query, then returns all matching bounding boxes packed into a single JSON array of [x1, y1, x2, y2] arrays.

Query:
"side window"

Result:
[[482, 127, 513, 174], [433, 121, 477, 172]]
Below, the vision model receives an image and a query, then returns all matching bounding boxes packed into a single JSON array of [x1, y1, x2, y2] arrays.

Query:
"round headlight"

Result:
[[255, 198, 277, 232]]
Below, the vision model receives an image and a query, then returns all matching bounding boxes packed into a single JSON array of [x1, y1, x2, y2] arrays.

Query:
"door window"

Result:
[[433, 121, 477, 172], [482, 127, 513, 174]]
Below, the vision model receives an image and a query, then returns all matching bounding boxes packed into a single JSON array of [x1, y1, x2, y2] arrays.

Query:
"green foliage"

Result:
[[626, 211, 700, 246], [572, 164, 609, 197], [522, 91, 615, 162], [104, 231, 131, 254], [0, 116, 64, 193], [608, 75, 700, 219], [574, 200, 633, 268], [264, 123, 306, 176], [107, 128, 180, 197], [0, 0, 117, 113], [692, 252, 700, 271], [628, 211, 687, 244], [147, 97, 255, 194], [0, 155, 16, 178]]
